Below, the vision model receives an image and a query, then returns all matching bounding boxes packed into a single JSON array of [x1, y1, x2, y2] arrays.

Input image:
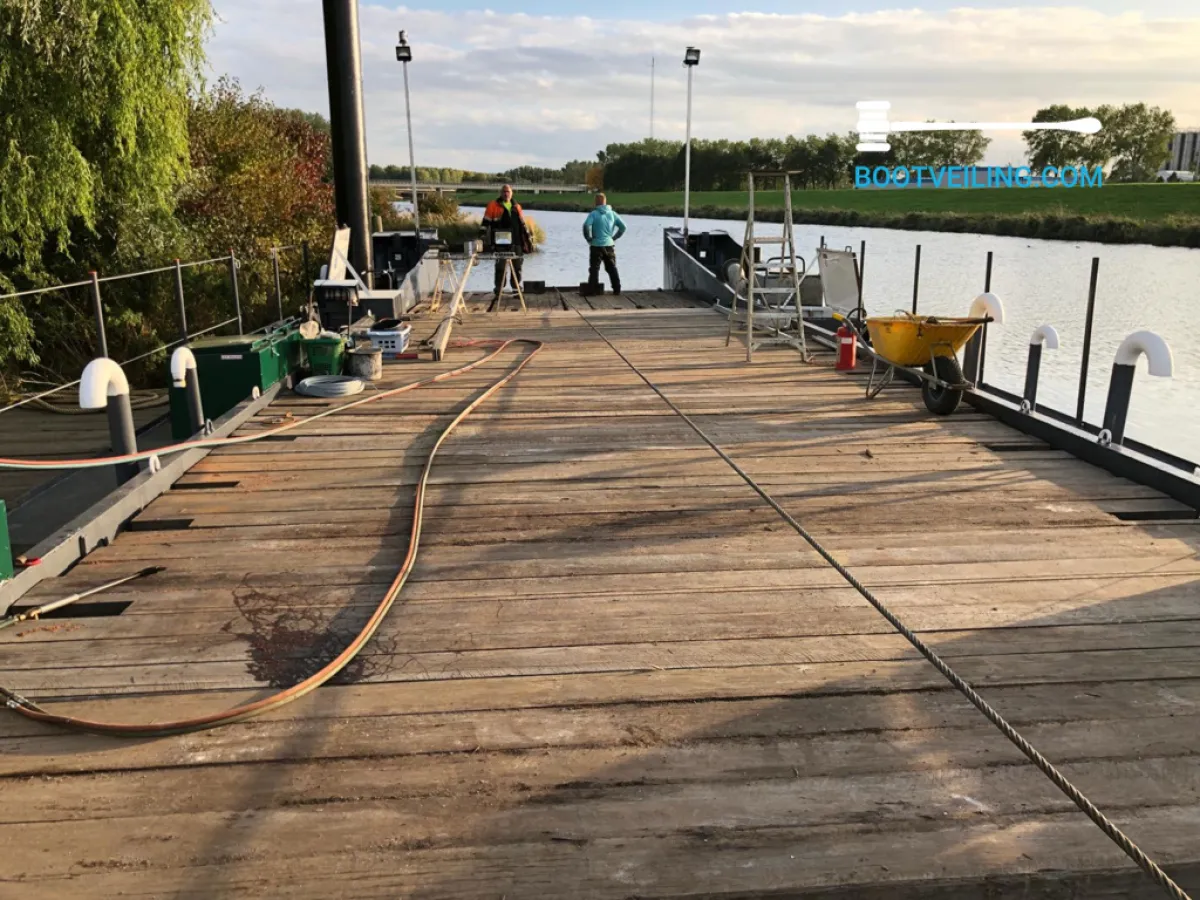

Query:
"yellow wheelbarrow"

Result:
[[858, 313, 991, 415]]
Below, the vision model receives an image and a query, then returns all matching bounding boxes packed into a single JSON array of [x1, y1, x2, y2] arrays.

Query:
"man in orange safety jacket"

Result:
[[481, 184, 534, 301]]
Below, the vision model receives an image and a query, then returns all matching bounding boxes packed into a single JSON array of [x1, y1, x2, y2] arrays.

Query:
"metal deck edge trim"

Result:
[[0, 383, 282, 612]]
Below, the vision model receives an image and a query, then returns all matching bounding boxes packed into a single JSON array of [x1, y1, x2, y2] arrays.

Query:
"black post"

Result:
[[856, 240, 866, 316], [1102, 363, 1137, 445], [184, 369, 205, 435], [1024, 343, 1043, 410], [90, 271, 108, 359], [272, 248, 284, 321], [173, 259, 188, 343], [228, 251, 243, 335], [911, 244, 921, 314], [321, 0, 373, 286], [979, 251, 993, 383], [107, 393, 140, 484], [819, 235, 825, 249], [302, 240, 311, 285], [1076, 257, 1099, 423]]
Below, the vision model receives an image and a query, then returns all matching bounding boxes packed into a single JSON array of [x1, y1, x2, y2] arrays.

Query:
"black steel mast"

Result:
[[321, 0, 373, 285]]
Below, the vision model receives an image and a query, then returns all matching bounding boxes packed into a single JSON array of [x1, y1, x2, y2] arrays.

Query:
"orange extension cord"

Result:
[[0, 339, 544, 736]]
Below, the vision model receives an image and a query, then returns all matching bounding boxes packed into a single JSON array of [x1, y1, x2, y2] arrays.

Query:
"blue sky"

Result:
[[207, 2, 1200, 172]]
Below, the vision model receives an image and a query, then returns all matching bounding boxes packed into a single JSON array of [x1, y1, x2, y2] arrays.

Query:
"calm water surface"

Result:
[[461, 206, 1200, 462]]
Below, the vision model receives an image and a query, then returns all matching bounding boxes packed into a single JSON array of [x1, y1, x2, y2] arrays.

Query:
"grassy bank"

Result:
[[457, 184, 1200, 248]]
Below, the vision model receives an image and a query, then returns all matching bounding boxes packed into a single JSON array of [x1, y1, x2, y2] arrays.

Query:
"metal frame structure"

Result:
[[725, 171, 809, 362]]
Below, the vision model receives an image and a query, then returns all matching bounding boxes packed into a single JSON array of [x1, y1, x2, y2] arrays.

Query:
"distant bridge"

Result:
[[372, 180, 590, 196]]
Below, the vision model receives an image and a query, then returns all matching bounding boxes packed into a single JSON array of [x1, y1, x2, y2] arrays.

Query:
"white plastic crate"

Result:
[[366, 322, 412, 354]]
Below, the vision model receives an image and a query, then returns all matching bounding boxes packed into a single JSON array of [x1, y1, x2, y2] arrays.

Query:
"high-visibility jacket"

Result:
[[483, 198, 533, 253]]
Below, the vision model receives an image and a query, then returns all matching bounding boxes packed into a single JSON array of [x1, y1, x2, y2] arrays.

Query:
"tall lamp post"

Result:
[[395, 30, 419, 231], [682, 46, 700, 237]]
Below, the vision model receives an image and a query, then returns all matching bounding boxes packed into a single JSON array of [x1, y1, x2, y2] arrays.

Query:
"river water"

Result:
[[461, 206, 1200, 463]]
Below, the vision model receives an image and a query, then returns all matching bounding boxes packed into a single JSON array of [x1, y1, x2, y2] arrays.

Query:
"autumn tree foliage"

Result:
[[181, 77, 334, 261]]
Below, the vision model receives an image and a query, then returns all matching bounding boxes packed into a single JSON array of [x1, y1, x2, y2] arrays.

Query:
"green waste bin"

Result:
[[169, 321, 304, 439], [302, 336, 346, 376]]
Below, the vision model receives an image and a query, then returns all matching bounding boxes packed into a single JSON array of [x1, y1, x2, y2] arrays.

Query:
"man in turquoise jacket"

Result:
[[582, 193, 626, 294]]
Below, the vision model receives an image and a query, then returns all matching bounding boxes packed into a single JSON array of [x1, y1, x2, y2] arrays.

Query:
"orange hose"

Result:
[[1, 339, 544, 736]]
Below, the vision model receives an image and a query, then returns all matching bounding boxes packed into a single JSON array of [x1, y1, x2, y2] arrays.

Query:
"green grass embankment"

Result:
[[457, 184, 1200, 247]]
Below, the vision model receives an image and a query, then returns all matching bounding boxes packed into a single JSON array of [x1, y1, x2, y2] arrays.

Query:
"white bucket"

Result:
[[346, 347, 383, 381]]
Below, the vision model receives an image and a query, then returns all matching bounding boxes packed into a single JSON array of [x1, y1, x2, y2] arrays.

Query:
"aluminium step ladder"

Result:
[[724, 171, 809, 363]]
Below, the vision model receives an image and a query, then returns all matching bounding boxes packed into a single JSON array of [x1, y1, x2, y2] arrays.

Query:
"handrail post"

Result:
[[272, 247, 284, 321], [90, 271, 109, 359], [979, 250, 994, 383], [173, 259, 188, 343], [856, 239, 866, 318], [1076, 257, 1099, 424], [228, 251, 243, 335], [911, 244, 921, 314]]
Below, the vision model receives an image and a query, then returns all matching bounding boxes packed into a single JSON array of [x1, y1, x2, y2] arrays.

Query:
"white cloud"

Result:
[[206, 3, 1200, 170]]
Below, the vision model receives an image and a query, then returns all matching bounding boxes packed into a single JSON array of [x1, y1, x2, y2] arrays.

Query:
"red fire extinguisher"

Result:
[[836, 323, 857, 371]]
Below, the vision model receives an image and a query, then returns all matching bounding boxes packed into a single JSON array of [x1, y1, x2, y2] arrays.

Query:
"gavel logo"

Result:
[[856, 101, 1102, 153]]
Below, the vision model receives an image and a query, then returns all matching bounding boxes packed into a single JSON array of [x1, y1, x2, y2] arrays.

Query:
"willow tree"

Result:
[[0, 0, 211, 364]]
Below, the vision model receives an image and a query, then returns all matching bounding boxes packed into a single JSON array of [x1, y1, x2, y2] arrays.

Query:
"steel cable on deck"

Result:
[[0, 339, 542, 736], [573, 309, 1192, 900]]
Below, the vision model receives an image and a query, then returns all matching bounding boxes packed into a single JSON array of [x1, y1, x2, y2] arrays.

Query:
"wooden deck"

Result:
[[446, 287, 709, 314], [3, 304, 1200, 898]]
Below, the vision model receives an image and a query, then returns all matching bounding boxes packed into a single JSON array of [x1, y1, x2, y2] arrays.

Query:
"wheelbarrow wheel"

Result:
[[922, 355, 964, 415]]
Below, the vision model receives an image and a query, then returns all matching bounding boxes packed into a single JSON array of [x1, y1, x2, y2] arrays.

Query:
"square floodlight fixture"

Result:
[[396, 31, 412, 62], [683, 46, 700, 66]]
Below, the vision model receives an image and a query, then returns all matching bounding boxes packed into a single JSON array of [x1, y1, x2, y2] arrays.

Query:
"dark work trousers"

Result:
[[493, 256, 523, 294], [588, 245, 620, 293]]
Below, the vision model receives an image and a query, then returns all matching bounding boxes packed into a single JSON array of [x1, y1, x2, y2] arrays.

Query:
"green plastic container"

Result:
[[169, 321, 304, 439], [303, 336, 346, 376], [0, 500, 12, 581]]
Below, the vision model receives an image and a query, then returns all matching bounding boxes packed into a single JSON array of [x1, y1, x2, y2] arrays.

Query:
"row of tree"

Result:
[[595, 130, 992, 192], [370, 103, 1178, 194], [367, 161, 598, 185], [1023, 103, 1178, 182]]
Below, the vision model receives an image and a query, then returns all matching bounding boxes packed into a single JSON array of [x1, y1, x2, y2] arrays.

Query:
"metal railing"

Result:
[[884, 242, 1190, 471], [0, 241, 313, 415]]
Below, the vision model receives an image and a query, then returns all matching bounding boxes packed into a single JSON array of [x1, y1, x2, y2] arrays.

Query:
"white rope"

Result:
[[293, 375, 364, 398]]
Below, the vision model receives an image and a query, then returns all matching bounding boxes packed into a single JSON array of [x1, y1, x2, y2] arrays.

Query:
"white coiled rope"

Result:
[[293, 375, 364, 398]]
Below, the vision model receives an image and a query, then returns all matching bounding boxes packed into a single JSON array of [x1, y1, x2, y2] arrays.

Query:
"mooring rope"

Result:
[[574, 308, 1190, 900]]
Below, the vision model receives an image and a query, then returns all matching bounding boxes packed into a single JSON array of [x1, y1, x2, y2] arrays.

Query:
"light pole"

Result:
[[682, 46, 700, 237], [395, 30, 419, 232]]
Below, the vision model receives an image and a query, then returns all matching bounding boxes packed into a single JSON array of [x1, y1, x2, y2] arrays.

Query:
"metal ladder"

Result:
[[724, 171, 809, 362]]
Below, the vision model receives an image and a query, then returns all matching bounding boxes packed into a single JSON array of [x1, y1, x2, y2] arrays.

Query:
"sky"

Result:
[[205, 2, 1200, 173]]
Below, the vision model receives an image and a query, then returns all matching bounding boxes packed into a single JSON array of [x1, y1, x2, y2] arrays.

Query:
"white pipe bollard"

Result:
[[170, 347, 205, 436], [963, 292, 1004, 383], [1022, 325, 1060, 413], [968, 291, 1005, 324], [1100, 330, 1173, 447], [79, 358, 139, 483]]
